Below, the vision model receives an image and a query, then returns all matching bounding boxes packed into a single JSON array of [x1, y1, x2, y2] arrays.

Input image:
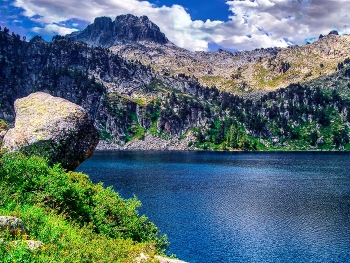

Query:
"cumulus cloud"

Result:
[[11, 0, 350, 51], [217, 0, 350, 50], [31, 24, 78, 35]]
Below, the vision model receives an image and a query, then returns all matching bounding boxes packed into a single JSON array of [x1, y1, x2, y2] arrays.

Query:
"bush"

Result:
[[0, 153, 168, 261]]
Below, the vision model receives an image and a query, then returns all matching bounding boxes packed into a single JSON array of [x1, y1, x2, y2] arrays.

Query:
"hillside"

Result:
[[66, 17, 350, 96], [109, 32, 350, 95], [2, 15, 350, 150], [0, 152, 173, 262]]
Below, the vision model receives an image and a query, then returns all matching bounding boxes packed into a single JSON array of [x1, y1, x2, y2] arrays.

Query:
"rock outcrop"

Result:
[[66, 14, 169, 47], [0, 216, 44, 251], [0, 216, 25, 237], [2, 92, 99, 170]]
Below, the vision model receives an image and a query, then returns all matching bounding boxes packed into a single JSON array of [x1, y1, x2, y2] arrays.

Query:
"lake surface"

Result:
[[76, 151, 350, 263]]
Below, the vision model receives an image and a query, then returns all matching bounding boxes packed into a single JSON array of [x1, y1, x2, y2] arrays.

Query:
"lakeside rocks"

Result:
[[135, 253, 188, 263], [96, 131, 197, 151], [155, 256, 188, 263], [2, 92, 99, 170]]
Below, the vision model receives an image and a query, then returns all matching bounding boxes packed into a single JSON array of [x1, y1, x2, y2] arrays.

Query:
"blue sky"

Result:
[[148, 0, 231, 21], [1, 0, 350, 52]]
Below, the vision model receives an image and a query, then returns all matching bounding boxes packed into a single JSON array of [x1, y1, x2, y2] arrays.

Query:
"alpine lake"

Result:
[[76, 151, 350, 263]]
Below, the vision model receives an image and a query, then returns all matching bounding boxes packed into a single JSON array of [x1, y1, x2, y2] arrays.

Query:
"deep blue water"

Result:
[[76, 151, 350, 263]]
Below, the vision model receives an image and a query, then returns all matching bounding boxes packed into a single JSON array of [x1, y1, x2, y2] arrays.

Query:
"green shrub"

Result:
[[0, 153, 168, 261], [0, 204, 158, 262]]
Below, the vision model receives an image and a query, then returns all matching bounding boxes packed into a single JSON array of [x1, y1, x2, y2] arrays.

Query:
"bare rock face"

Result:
[[66, 14, 169, 47], [2, 92, 99, 170]]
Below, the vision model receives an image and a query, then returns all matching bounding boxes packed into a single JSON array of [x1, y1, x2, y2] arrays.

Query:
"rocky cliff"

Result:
[[66, 14, 169, 47], [0, 29, 210, 148]]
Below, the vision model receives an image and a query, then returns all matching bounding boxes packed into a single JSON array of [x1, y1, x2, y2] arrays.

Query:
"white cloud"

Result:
[[31, 24, 78, 35], [211, 0, 350, 50], [12, 0, 350, 51]]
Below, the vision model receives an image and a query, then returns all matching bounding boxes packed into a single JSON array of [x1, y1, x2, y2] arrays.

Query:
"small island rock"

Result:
[[2, 92, 99, 170]]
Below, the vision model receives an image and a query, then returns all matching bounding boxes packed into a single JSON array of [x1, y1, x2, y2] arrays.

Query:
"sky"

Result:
[[1, 0, 350, 52]]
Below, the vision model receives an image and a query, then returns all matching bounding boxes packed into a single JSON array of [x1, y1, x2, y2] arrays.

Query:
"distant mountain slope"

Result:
[[111, 32, 350, 95], [67, 14, 350, 96], [66, 14, 169, 47]]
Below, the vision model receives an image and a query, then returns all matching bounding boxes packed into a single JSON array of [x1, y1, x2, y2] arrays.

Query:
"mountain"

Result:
[[68, 14, 350, 96], [66, 14, 169, 47], [2, 15, 350, 151], [110, 31, 350, 96]]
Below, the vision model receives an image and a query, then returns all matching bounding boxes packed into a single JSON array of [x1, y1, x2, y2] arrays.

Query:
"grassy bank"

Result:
[[0, 152, 168, 262]]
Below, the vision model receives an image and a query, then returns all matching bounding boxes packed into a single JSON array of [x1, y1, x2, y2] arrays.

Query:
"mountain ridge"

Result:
[[66, 14, 350, 96], [66, 14, 169, 47], [110, 32, 350, 95]]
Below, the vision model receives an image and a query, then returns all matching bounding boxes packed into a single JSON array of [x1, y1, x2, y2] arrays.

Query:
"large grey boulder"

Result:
[[2, 92, 99, 170]]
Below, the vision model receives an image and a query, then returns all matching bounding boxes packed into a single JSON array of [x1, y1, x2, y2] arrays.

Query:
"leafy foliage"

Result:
[[0, 153, 168, 262]]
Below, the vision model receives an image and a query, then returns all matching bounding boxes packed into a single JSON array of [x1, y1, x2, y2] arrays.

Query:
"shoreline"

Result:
[[96, 132, 197, 151], [96, 139, 350, 152]]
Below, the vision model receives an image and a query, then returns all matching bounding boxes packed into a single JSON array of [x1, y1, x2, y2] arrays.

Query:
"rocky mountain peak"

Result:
[[66, 14, 168, 47]]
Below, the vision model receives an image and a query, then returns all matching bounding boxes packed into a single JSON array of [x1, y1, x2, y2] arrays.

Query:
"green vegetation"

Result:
[[145, 79, 165, 92], [0, 152, 168, 262], [99, 128, 114, 142], [126, 124, 146, 142], [100, 73, 350, 151], [0, 119, 7, 131], [187, 81, 350, 151]]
